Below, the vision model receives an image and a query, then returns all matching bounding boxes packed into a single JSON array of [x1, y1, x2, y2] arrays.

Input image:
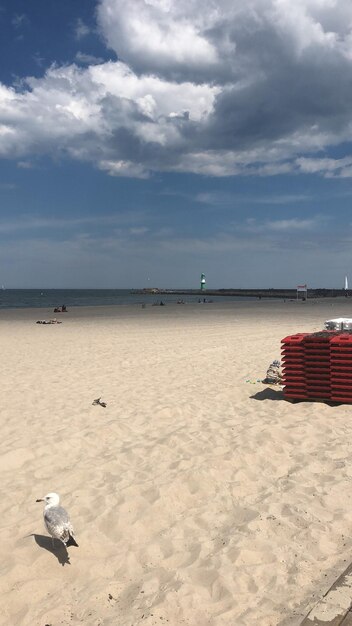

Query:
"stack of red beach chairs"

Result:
[[281, 331, 352, 402], [330, 334, 352, 403]]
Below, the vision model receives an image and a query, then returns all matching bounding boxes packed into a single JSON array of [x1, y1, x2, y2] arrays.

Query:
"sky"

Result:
[[1, 0, 352, 288]]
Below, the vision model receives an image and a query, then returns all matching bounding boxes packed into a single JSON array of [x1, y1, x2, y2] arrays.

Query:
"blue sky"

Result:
[[1, 0, 352, 288]]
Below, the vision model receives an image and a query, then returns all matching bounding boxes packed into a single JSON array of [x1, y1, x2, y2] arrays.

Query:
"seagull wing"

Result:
[[44, 505, 77, 545]]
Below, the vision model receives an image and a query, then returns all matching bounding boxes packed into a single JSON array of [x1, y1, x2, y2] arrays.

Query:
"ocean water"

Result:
[[0, 289, 249, 310]]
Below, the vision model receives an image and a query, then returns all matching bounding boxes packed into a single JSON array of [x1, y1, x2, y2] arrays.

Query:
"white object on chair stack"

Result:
[[324, 318, 352, 330]]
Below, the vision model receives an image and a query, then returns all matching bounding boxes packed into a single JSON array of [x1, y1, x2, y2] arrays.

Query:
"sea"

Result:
[[0, 289, 250, 310]]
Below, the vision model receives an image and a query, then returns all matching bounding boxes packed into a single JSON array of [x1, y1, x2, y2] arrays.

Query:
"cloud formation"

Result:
[[2, 0, 352, 177], [75, 18, 91, 40]]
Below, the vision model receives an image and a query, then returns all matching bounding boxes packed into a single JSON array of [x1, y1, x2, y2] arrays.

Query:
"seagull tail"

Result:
[[67, 533, 79, 547]]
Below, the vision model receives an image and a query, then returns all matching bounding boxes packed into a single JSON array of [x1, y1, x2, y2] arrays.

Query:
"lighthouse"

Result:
[[200, 273, 206, 291]]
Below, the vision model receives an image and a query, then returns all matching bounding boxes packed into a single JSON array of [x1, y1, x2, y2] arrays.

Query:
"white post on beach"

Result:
[[200, 273, 206, 291]]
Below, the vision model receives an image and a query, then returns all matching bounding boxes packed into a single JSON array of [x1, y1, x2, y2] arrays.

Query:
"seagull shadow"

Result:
[[31, 534, 71, 566]]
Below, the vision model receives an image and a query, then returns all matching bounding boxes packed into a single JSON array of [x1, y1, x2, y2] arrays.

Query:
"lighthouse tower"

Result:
[[200, 273, 206, 291]]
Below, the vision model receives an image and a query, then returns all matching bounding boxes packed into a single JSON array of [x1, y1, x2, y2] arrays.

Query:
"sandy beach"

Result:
[[2, 298, 352, 626]]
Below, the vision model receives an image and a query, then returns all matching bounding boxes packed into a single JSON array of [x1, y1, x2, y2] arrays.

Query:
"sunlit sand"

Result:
[[1, 299, 352, 625]]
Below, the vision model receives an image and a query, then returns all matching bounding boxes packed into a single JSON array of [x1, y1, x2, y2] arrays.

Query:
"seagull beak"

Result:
[[36, 498, 44, 502]]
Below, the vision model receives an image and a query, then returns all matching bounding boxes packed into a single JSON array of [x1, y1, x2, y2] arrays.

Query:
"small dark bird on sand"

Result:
[[92, 397, 107, 407]]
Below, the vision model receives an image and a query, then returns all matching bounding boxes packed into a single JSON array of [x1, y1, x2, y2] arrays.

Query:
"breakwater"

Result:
[[132, 288, 350, 299]]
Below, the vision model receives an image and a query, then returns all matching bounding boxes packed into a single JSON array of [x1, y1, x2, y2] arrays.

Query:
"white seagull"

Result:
[[36, 492, 78, 548]]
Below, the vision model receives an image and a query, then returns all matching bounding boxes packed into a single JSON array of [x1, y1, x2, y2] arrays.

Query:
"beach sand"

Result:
[[2, 298, 352, 626]]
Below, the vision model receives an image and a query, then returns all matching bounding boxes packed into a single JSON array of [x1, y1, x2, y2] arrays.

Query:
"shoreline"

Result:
[[0, 295, 349, 321]]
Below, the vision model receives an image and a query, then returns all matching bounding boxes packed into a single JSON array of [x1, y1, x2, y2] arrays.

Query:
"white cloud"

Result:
[[97, 0, 352, 81], [1, 1, 352, 176], [266, 218, 317, 231], [98, 159, 149, 178], [17, 160, 34, 169], [75, 18, 91, 40], [296, 156, 352, 177], [242, 215, 325, 234], [88, 62, 218, 121], [0, 212, 147, 234], [12, 13, 28, 29], [129, 227, 149, 235], [0, 60, 218, 169], [75, 51, 104, 65], [97, 0, 219, 80], [195, 191, 312, 205]]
